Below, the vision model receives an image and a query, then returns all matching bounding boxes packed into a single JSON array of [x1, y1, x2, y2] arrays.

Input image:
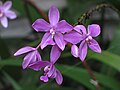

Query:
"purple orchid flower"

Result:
[[28, 61, 63, 85], [28, 45, 62, 85], [64, 31, 82, 45], [32, 5, 73, 51], [0, 1, 17, 28], [14, 46, 42, 69], [63, 30, 83, 58], [73, 24, 102, 61]]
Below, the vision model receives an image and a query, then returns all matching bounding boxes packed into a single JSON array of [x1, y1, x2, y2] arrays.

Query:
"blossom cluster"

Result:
[[0, 1, 16, 28], [14, 6, 101, 85]]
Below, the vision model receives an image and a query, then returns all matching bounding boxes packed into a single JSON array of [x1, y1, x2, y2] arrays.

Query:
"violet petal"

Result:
[[28, 61, 50, 71], [30, 51, 42, 63], [74, 25, 86, 34], [40, 75, 49, 82], [36, 51, 42, 61], [71, 45, 79, 58], [32, 19, 50, 32], [14, 46, 35, 56], [50, 45, 61, 64], [79, 40, 88, 61], [88, 39, 101, 53], [49, 5, 59, 26], [5, 10, 16, 19], [54, 32, 65, 51], [3, 1, 12, 11], [56, 20, 73, 33], [22, 51, 36, 69], [47, 64, 56, 77], [88, 24, 100, 37], [55, 69, 63, 85], [0, 16, 8, 28], [64, 31, 82, 44], [40, 33, 55, 49]]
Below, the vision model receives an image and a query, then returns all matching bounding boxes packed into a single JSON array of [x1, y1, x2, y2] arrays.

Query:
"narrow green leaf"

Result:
[[57, 65, 120, 90], [108, 30, 120, 55], [3, 71, 22, 90], [88, 51, 120, 71], [0, 59, 22, 66]]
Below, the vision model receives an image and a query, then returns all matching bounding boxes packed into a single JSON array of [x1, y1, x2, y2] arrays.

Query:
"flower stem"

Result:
[[82, 60, 100, 90], [36, 42, 41, 50], [76, 3, 119, 25]]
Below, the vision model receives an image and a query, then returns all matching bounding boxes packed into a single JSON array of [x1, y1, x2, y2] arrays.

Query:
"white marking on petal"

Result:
[[85, 36, 93, 42], [50, 28, 55, 38]]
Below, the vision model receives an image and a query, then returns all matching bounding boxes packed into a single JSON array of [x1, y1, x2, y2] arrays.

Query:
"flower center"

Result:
[[85, 36, 92, 42], [44, 66, 50, 73], [50, 28, 55, 39], [0, 10, 3, 17]]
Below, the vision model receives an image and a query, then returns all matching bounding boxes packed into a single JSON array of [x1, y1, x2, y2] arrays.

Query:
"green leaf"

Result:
[[0, 37, 10, 59], [88, 51, 120, 71], [37, 85, 74, 90], [12, 0, 25, 16], [19, 70, 40, 88], [0, 58, 22, 67], [57, 65, 120, 90], [3, 71, 22, 90], [108, 30, 120, 55]]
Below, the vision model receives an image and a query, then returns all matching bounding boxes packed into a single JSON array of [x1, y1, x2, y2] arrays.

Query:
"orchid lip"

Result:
[[44, 65, 50, 72], [85, 36, 93, 42]]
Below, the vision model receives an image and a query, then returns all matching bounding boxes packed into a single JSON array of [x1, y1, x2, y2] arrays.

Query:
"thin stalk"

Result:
[[82, 60, 100, 90], [76, 3, 119, 25]]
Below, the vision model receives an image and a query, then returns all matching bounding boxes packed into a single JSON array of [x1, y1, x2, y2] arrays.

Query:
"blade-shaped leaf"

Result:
[[88, 51, 120, 71], [56, 65, 120, 90], [3, 71, 22, 90], [0, 59, 22, 66]]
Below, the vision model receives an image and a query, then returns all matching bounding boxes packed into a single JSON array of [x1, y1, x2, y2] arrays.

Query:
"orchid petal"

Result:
[[0, 16, 8, 28], [40, 75, 49, 82], [50, 69, 57, 78], [28, 61, 50, 71], [88, 24, 100, 37], [55, 70, 63, 85], [22, 52, 36, 69], [74, 25, 86, 34], [40, 33, 55, 49], [14, 46, 35, 56], [49, 6, 59, 26], [32, 19, 50, 32], [36, 51, 42, 61], [47, 64, 56, 77], [50, 45, 61, 64], [88, 39, 101, 53], [71, 45, 79, 58], [79, 40, 88, 61], [54, 32, 65, 51], [5, 10, 16, 19], [56, 20, 73, 33], [3, 1, 12, 11], [30, 51, 42, 63], [64, 31, 82, 44]]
